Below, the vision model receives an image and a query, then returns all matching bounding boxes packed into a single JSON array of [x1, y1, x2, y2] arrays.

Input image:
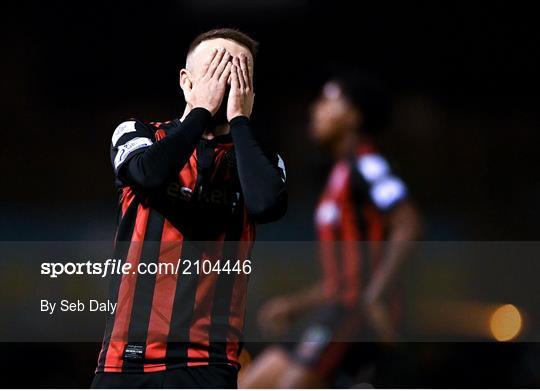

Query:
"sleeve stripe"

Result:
[[112, 121, 137, 146], [113, 137, 153, 171], [356, 153, 390, 183], [369, 176, 408, 210], [277, 154, 286, 182]]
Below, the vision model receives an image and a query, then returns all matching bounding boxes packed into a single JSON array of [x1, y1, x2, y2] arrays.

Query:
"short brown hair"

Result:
[[188, 28, 259, 59]]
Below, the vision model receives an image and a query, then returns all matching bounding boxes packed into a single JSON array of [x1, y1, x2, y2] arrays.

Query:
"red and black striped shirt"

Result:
[[315, 143, 408, 308], [97, 109, 286, 373]]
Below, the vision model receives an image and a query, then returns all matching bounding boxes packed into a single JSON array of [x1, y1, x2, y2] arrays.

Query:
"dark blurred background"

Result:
[[1, 0, 540, 387]]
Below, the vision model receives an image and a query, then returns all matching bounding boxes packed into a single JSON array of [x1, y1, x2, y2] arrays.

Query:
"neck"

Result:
[[180, 105, 191, 122], [330, 131, 358, 159], [203, 124, 230, 139], [181, 105, 230, 140]]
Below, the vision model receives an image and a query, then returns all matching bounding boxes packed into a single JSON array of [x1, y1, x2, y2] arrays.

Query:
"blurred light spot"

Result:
[[316, 201, 340, 226], [370, 176, 407, 210], [357, 153, 389, 182], [490, 304, 522, 341], [323, 81, 342, 100]]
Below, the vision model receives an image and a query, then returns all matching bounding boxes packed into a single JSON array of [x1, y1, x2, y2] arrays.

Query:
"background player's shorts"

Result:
[[283, 303, 375, 377], [91, 365, 238, 389]]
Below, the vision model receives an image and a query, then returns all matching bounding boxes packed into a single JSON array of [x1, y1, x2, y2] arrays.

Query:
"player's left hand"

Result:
[[227, 54, 254, 121]]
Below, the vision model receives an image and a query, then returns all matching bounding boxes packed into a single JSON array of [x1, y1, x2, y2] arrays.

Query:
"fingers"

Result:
[[214, 50, 231, 79], [200, 48, 218, 77], [234, 57, 245, 91], [205, 47, 226, 78], [239, 54, 251, 90], [230, 59, 240, 90], [219, 61, 233, 84]]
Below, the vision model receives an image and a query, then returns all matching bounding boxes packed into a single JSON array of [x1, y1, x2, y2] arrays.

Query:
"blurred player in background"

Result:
[[240, 72, 422, 388]]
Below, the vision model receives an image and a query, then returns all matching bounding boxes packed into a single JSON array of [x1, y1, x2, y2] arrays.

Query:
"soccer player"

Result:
[[91, 29, 287, 388], [239, 73, 422, 388]]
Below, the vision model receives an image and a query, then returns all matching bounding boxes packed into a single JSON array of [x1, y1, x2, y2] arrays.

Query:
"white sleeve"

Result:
[[356, 153, 408, 211]]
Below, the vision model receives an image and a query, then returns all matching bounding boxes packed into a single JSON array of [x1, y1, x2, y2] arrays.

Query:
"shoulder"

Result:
[[356, 152, 391, 183], [354, 150, 408, 211], [110, 118, 156, 173], [111, 118, 155, 147]]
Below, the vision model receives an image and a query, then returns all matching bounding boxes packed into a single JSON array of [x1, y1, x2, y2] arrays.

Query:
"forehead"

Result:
[[188, 38, 253, 67]]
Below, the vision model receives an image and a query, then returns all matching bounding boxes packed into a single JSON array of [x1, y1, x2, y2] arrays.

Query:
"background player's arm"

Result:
[[355, 154, 423, 338], [355, 153, 423, 305], [229, 55, 287, 223], [361, 201, 422, 339], [363, 200, 422, 305]]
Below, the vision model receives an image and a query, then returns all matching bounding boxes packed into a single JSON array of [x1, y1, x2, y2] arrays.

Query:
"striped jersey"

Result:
[[315, 143, 408, 308], [97, 117, 284, 373]]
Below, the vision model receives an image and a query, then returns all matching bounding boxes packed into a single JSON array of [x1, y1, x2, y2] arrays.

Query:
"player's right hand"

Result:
[[257, 296, 294, 337], [185, 48, 232, 115]]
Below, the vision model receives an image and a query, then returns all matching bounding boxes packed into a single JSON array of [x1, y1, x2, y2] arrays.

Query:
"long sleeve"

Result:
[[230, 116, 287, 223], [111, 108, 212, 188]]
